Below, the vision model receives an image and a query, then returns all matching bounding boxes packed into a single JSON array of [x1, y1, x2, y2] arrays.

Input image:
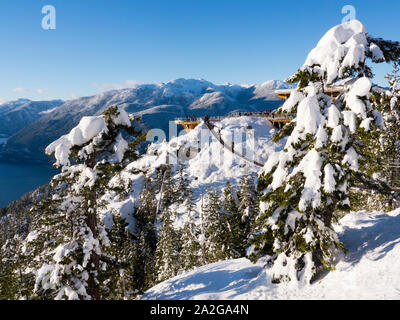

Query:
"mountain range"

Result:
[[0, 99, 64, 137], [0, 79, 291, 162]]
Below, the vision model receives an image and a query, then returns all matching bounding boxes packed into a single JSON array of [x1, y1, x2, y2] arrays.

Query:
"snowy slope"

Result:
[[4, 79, 289, 162], [99, 116, 285, 231], [142, 209, 400, 300]]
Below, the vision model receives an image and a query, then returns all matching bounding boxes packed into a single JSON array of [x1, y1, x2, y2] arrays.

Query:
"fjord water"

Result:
[[0, 162, 58, 207]]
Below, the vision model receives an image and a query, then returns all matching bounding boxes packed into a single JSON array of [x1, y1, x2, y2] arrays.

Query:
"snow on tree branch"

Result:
[[45, 107, 131, 167]]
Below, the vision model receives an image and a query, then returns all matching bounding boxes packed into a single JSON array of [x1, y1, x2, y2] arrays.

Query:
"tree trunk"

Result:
[[85, 153, 101, 300]]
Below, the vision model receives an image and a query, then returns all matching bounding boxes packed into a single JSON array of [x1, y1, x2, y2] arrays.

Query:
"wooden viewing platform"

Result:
[[174, 119, 201, 133], [175, 113, 296, 133]]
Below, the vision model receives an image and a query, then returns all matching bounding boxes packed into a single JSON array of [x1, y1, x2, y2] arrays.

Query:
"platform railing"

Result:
[[174, 113, 296, 122]]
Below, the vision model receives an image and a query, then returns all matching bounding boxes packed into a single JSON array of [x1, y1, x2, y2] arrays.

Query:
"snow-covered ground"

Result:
[[142, 209, 400, 300]]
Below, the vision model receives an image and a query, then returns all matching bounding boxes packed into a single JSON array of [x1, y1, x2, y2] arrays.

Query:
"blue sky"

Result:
[[0, 0, 399, 102]]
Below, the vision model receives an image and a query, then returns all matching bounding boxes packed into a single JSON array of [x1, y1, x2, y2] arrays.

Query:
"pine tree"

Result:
[[222, 181, 243, 258], [22, 106, 143, 299], [178, 172, 202, 270], [0, 238, 19, 299], [154, 209, 181, 282], [248, 20, 400, 283], [386, 60, 400, 93], [103, 212, 138, 299], [133, 176, 158, 291], [10, 235, 36, 299], [237, 175, 258, 239], [379, 60, 400, 187], [203, 188, 226, 262], [180, 218, 201, 271], [175, 164, 192, 203]]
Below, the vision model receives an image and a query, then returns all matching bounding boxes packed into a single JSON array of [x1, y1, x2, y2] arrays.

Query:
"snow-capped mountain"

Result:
[[252, 80, 293, 100], [3, 79, 290, 162], [0, 99, 64, 136]]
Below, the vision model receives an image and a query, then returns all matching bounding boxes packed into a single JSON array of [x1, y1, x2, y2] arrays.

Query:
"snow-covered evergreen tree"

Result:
[[23, 106, 143, 299], [203, 188, 226, 262], [0, 238, 20, 299], [154, 209, 181, 282], [104, 212, 138, 299], [248, 20, 400, 283], [133, 176, 158, 291], [378, 61, 400, 187], [175, 164, 192, 202], [222, 181, 243, 258], [180, 215, 202, 270], [237, 175, 258, 238], [180, 172, 202, 270]]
